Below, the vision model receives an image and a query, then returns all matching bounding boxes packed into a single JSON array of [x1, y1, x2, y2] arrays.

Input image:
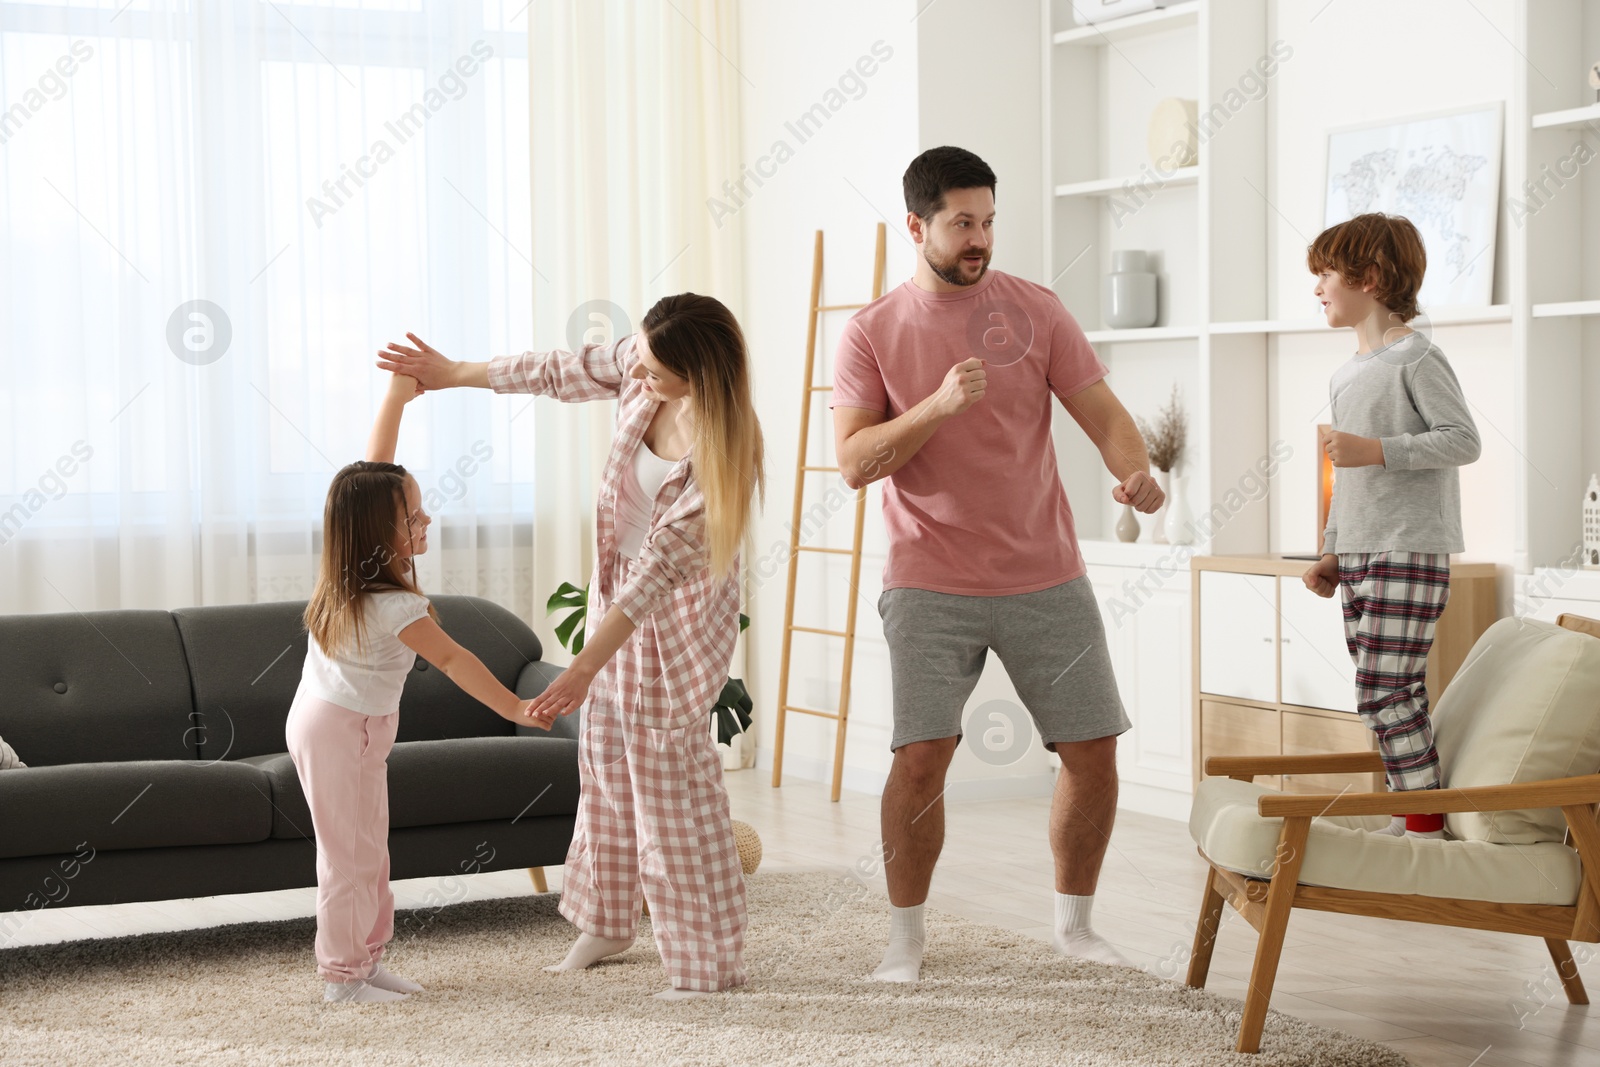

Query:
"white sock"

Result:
[[1405, 827, 1446, 840], [1372, 816, 1407, 836], [1052, 892, 1132, 968], [365, 962, 423, 993], [544, 932, 636, 972], [323, 979, 407, 1003], [870, 904, 926, 983], [653, 986, 715, 1001]]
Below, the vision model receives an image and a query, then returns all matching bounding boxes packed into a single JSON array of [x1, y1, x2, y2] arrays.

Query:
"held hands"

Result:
[[509, 698, 555, 731], [386, 372, 424, 404], [523, 661, 595, 724], [1303, 554, 1339, 599], [1113, 470, 1163, 513], [934, 358, 987, 418], [1320, 427, 1385, 468], [378, 333, 458, 391]]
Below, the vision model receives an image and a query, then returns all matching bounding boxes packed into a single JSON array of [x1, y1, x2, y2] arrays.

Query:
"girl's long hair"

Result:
[[641, 294, 766, 580], [303, 461, 438, 656]]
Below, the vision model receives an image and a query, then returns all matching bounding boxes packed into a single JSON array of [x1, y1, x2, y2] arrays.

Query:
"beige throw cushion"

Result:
[[1433, 616, 1600, 843], [0, 735, 24, 770]]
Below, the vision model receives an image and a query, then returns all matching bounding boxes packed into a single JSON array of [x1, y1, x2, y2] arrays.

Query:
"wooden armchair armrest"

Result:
[[1257, 774, 1600, 818], [1205, 751, 1384, 778]]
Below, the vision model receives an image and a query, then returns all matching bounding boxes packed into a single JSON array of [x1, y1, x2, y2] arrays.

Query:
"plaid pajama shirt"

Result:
[[1337, 552, 1451, 792], [490, 337, 747, 992]]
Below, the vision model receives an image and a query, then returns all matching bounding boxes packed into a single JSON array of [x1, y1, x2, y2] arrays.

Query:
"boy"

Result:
[[1300, 213, 1481, 839]]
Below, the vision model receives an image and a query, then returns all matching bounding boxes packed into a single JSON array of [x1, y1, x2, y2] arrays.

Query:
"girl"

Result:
[[377, 293, 765, 1000], [288, 370, 547, 1004]]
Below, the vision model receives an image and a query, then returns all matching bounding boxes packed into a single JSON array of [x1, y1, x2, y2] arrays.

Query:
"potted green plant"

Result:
[[545, 580, 753, 745]]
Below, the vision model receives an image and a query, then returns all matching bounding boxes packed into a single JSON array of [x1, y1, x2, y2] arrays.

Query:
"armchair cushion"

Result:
[[1189, 776, 1582, 906], [1433, 617, 1600, 843]]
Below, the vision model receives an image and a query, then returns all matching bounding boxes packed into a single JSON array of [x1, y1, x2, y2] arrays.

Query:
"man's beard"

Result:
[[926, 245, 989, 287]]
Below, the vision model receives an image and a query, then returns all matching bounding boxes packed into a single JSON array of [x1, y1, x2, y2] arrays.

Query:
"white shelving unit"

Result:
[[1054, 167, 1200, 198], [1043, 0, 1269, 557], [1052, 0, 1199, 46], [1516, 0, 1600, 574], [1039, 0, 1600, 815], [1044, 0, 1600, 571], [1210, 305, 1513, 335], [1530, 102, 1600, 130]]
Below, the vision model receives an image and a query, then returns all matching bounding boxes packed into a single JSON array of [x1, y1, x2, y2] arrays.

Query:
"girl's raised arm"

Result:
[[367, 372, 423, 463]]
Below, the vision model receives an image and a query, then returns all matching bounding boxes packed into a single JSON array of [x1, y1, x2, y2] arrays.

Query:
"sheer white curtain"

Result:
[[521, 0, 743, 622], [0, 0, 743, 634]]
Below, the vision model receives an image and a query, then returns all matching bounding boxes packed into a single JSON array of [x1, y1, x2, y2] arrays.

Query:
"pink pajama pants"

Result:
[[558, 693, 747, 992], [285, 691, 398, 983]]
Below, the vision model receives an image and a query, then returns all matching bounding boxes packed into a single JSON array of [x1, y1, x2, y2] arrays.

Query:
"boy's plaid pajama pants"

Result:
[[1338, 552, 1451, 792]]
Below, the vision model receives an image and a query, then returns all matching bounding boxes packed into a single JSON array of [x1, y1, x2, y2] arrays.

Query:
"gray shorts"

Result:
[[876, 576, 1130, 752]]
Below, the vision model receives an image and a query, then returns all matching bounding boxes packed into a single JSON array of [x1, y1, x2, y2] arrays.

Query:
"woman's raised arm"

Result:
[[377, 333, 490, 390], [378, 332, 632, 403]]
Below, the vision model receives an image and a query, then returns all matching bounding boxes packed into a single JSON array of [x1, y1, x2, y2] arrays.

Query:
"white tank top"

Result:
[[616, 439, 679, 560]]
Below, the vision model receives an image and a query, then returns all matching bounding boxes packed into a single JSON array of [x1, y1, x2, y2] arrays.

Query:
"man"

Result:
[[831, 146, 1163, 982]]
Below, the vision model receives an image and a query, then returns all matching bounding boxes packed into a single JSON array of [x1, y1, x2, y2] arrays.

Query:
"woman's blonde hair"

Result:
[[303, 461, 438, 656], [641, 294, 766, 579]]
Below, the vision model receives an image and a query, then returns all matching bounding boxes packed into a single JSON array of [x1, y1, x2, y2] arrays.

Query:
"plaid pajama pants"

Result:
[[1338, 552, 1451, 792], [557, 670, 748, 992]]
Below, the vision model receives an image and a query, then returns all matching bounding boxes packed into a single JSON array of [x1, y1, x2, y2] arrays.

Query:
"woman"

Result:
[[377, 294, 765, 999]]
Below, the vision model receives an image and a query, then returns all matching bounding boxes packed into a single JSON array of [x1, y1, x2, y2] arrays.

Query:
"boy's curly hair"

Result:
[[1306, 213, 1426, 323]]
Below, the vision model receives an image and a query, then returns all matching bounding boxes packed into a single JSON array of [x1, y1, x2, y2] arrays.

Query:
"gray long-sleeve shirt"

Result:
[[1321, 331, 1481, 556]]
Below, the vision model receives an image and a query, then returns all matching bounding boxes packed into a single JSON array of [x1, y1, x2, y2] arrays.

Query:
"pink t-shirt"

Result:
[[830, 268, 1107, 596]]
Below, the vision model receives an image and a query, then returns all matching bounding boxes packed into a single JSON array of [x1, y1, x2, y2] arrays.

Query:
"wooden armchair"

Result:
[[1185, 613, 1600, 1054]]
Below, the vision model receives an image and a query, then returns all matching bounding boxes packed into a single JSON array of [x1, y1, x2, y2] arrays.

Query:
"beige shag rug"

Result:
[[0, 871, 1407, 1066]]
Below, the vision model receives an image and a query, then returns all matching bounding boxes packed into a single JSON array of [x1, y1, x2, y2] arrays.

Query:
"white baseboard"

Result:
[[1115, 780, 1193, 823], [755, 747, 887, 796]]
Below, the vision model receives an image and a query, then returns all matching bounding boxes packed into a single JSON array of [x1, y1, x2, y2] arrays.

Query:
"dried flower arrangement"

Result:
[[1136, 385, 1187, 473]]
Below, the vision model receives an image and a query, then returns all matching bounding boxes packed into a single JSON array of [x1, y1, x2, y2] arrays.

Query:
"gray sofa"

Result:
[[0, 595, 578, 914]]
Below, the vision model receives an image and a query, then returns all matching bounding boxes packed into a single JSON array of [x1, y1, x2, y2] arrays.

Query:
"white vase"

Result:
[[1115, 504, 1140, 543], [1164, 471, 1193, 545], [1152, 469, 1170, 544], [1105, 250, 1158, 329]]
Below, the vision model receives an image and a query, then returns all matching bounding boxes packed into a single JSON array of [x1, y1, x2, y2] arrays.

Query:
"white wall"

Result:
[[1262, 0, 1524, 571], [734, 0, 918, 794]]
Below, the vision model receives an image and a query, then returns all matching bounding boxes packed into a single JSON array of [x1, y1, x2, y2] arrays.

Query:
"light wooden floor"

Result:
[[8, 768, 1599, 1066]]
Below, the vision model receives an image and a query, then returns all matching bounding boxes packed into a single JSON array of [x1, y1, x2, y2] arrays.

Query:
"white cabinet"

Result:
[[1086, 561, 1192, 799], [1194, 557, 1498, 789], [1277, 577, 1357, 713], [1197, 571, 1276, 703]]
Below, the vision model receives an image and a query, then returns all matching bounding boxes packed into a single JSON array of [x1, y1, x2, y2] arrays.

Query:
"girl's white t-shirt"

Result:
[[298, 590, 432, 716], [615, 440, 679, 560]]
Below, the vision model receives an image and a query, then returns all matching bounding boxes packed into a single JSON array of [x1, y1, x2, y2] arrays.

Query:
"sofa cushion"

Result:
[[173, 595, 544, 760], [1433, 616, 1600, 843], [171, 600, 309, 762], [1189, 776, 1582, 907], [0, 610, 198, 766], [0, 760, 273, 859], [242, 736, 580, 840]]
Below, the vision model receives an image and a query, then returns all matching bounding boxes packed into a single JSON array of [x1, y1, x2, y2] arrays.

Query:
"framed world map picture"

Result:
[[1324, 102, 1503, 307]]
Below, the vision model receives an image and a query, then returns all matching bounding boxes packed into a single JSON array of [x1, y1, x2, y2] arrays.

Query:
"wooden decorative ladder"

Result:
[[769, 223, 886, 803]]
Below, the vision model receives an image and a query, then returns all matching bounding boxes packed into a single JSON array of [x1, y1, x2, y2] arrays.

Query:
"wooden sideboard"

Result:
[[1190, 554, 1499, 795]]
